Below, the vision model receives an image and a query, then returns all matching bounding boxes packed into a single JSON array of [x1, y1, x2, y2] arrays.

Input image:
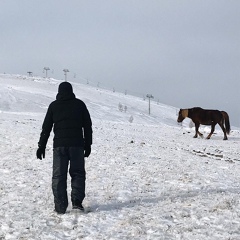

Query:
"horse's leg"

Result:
[[207, 123, 215, 139], [219, 123, 228, 140], [197, 130, 203, 138], [194, 123, 199, 138]]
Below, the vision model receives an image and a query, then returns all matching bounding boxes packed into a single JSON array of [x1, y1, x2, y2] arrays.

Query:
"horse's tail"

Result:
[[221, 111, 231, 134]]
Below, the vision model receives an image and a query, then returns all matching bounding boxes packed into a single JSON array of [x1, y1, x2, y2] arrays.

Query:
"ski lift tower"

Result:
[[27, 71, 33, 77], [43, 67, 50, 78], [63, 69, 69, 81], [146, 94, 154, 115]]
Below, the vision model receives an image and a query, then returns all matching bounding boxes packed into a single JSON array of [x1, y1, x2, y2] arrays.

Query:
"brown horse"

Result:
[[177, 107, 231, 140]]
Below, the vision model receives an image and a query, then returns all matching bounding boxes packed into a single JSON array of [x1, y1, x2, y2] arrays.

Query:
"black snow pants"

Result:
[[52, 147, 85, 212]]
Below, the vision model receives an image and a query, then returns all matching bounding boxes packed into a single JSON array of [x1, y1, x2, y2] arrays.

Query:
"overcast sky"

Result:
[[1, 0, 240, 126]]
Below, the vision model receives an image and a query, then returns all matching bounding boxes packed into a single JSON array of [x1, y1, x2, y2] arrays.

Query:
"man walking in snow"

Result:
[[36, 81, 92, 214]]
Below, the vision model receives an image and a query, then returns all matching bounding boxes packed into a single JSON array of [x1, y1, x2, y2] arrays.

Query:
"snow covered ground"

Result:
[[0, 74, 240, 240]]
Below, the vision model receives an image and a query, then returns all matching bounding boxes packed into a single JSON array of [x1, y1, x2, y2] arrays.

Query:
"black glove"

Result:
[[84, 145, 91, 158], [36, 147, 45, 160]]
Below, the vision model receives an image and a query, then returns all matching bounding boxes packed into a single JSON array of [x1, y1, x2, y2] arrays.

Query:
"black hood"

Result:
[[56, 82, 75, 100]]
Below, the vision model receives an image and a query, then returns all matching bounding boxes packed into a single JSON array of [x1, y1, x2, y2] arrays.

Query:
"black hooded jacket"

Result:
[[38, 82, 92, 148]]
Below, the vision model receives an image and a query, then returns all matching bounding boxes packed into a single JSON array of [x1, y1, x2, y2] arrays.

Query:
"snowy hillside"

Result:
[[0, 74, 240, 240]]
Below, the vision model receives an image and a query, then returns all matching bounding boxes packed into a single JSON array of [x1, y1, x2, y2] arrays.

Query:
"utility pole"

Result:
[[43, 67, 50, 78], [146, 94, 154, 115], [63, 69, 69, 81]]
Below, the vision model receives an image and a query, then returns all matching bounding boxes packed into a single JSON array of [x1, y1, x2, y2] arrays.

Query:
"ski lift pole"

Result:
[[146, 94, 154, 115], [63, 69, 69, 81], [43, 67, 50, 78]]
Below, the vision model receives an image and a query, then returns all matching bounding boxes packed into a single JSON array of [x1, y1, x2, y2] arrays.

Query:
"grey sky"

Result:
[[1, 0, 240, 126]]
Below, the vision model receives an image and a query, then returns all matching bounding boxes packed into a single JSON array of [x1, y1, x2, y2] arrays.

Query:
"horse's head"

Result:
[[177, 109, 188, 122]]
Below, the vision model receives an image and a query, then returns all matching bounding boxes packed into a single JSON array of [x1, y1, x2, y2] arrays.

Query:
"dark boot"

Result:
[[72, 199, 84, 211], [54, 202, 67, 214]]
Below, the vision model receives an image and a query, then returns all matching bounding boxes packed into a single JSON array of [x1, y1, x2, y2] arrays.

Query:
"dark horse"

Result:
[[177, 107, 231, 140]]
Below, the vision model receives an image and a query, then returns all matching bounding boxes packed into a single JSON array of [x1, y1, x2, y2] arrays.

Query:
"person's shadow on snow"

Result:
[[91, 186, 240, 212]]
